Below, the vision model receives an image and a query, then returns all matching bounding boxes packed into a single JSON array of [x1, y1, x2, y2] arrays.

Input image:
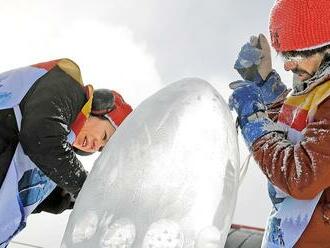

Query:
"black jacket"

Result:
[[0, 63, 88, 213]]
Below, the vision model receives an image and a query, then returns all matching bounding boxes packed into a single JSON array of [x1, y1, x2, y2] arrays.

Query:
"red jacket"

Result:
[[252, 66, 330, 247]]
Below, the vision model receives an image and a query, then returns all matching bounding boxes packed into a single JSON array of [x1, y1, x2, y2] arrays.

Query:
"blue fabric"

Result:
[[0, 143, 56, 245], [0, 66, 47, 109], [234, 42, 287, 104], [229, 81, 284, 148], [18, 168, 56, 207], [234, 42, 263, 82], [0, 154, 24, 244], [234, 42, 262, 71], [260, 71, 287, 105], [262, 184, 322, 248], [241, 118, 281, 148], [0, 242, 7, 247], [0, 66, 58, 245], [67, 130, 76, 145], [229, 81, 266, 127]]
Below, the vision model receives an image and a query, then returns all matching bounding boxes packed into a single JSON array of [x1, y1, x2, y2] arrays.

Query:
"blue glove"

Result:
[[229, 81, 266, 127], [229, 81, 283, 148], [259, 70, 287, 104], [234, 42, 263, 82], [234, 34, 287, 104], [234, 34, 272, 82], [234, 46, 287, 104]]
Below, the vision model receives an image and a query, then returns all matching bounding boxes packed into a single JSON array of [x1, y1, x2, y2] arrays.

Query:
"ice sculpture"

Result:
[[61, 78, 240, 248]]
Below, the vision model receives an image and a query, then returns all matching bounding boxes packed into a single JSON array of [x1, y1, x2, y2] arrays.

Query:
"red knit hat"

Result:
[[105, 91, 133, 128], [269, 0, 330, 52], [91, 89, 132, 128]]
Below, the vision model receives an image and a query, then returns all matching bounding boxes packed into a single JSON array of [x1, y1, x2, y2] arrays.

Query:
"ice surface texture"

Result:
[[61, 78, 240, 248]]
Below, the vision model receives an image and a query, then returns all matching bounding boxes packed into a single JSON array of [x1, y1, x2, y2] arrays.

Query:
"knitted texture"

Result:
[[269, 0, 330, 52], [105, 91, 132, 128]]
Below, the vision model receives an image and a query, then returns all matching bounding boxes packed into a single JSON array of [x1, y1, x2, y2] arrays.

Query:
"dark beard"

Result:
[[293, 53, 330, 93]]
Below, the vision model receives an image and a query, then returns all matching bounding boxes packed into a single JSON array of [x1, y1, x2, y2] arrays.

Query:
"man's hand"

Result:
[[229, 80, 283, 148], [32, 187, 76, 214], [234, 34, 287, 104], [229, 80, 266, 128], [234, 34, 272, 82], [252, 34, 272, 81], [258, 70, 287, 104]]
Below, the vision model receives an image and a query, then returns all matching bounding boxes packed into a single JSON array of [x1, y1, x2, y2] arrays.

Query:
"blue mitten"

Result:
[[234, 34, 287, 104], [229, 81, 266, 127], [234, 42, 263, 82], [259, 70, 287, 104], [229, 80, 284, 148]]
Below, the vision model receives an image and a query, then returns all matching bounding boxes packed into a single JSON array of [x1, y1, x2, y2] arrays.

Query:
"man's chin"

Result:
[[296, 73, 312, 81]]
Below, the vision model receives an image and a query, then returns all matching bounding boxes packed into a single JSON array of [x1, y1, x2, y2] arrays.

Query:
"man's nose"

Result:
[[284, 60, 297, 71]]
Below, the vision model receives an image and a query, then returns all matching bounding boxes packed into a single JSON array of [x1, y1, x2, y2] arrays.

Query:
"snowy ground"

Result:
[[9, 212, 70, 248]]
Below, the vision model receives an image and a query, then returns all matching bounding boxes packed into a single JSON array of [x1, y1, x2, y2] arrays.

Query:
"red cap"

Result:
[[269, 0, 330, 52], [105, 91, 133, 128]]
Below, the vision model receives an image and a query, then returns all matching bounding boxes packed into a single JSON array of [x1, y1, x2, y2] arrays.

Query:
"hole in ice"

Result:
[[72, 211, 98, 243], [142, 219, 184, 248], [100, 218, 136, 248]]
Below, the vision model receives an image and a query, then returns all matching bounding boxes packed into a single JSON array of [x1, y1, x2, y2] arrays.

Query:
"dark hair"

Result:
[[73, 147, 94, 156], [280, 44, 330, 59]]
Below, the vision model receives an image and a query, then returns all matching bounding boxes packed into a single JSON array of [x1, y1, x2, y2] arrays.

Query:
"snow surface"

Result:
[[61, 78, 240, 248]]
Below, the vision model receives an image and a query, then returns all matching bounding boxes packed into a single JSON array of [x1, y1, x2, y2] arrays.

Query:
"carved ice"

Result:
[[62, 78, 240, 248]]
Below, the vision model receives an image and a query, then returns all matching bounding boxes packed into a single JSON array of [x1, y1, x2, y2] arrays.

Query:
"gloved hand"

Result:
[[234, 34, 287, 104], [229, 81, 266, 127], [32, 186, 76, 214], [234, 33, 272, 82], [229, 80, 283, 148], [259, 70, 287, 104]]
